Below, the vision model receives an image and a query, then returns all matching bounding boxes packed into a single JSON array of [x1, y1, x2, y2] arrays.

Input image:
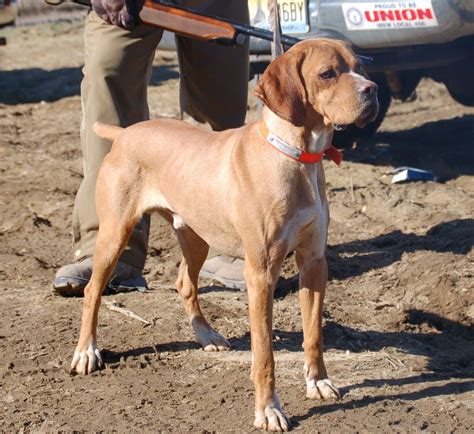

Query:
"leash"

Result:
[[259, 122, 343, 165]]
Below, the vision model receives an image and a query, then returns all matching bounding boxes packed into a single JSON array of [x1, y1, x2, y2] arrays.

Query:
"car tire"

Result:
[[444, 59, 474, 107], [0, 0, 17, 28], [332, 75, 391, 148]]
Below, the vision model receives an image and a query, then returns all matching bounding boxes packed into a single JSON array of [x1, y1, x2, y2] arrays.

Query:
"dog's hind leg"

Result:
[[71, 161, 141, 374], [174, 225, 231, 351], [296, 248, 340, 401]]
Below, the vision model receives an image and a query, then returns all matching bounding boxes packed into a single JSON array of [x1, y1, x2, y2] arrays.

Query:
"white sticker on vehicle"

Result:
[[342, 0, 438, 31]]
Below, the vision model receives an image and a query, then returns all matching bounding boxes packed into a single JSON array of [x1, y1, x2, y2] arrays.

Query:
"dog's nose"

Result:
[[358, 81, 378, 96]]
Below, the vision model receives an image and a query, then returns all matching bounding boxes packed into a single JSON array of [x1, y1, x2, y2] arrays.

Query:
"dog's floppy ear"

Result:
[[255, 51, 308, 127]]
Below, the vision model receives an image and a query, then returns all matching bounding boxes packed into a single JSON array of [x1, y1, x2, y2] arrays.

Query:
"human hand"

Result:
[[91, 0, 145, 29]]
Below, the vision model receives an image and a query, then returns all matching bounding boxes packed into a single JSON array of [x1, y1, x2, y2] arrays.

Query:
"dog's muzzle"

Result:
[[354, 80, 379, 127]]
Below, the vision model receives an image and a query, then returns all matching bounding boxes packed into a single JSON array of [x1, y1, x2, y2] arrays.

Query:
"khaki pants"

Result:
[[72, 2, 249, 269]]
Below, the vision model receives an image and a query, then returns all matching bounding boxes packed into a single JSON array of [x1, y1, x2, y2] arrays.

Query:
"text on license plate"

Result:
[[248, 0, 309, 34]]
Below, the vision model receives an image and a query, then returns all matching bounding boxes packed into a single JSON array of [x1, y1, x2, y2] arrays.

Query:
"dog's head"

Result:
[[255, 39, 379, 129]]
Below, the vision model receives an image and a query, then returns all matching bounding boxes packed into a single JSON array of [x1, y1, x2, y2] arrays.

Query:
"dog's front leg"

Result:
[[245, 252, 290, 432], [296, 253, 340, 400], [71, 278, 104, 374], [71, 217, 135, 374]]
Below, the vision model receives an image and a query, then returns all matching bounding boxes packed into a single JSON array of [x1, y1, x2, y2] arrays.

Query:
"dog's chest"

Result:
[[286, 169, 329, 256]]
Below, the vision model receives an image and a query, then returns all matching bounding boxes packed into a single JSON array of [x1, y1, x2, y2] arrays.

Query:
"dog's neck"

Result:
[[262, 107, 333, 154]]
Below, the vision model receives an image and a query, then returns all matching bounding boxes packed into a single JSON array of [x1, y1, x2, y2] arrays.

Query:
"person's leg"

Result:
[[176, 0, 250, 289], [53, 12, 163, 296], [176, 0, 249, 131]]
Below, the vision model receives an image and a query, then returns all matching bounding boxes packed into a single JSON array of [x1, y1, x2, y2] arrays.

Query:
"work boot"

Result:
[[199, 255, 246, 290], [52, 257, 148, 297]]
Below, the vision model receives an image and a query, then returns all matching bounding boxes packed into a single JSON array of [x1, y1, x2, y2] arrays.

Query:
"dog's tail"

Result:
[[93, 122, 124, 142]]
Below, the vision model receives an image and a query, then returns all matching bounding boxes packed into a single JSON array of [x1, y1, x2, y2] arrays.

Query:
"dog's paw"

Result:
[[254, 404, 290, 432], [306, 378, 340, 400], [70, 341, 104, 375], [192, 319, 231, 351]]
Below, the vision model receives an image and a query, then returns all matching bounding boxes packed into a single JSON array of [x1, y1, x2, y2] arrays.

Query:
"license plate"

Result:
[[249, 0, 309, 34]]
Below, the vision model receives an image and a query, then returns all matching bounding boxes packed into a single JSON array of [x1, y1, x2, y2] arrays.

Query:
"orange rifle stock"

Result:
[[139, 1, 244, 45]]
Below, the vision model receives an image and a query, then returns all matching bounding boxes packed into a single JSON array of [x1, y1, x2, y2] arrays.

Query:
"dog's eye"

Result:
[[319, 69, 336, 80]]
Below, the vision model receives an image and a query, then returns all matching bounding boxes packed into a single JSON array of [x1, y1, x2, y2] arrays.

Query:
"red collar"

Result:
[[259, 122, 343, 165]]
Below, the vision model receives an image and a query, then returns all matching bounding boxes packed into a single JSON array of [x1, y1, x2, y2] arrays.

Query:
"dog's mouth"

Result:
[[354, 101, 379, 128], [328, 99, 378, 131]]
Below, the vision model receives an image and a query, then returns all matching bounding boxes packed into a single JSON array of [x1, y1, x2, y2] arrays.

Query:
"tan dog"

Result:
[[71, 39, 378, 431]]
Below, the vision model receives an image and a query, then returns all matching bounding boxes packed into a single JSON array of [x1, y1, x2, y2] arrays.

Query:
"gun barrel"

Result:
[[230, 22, 300, 48]]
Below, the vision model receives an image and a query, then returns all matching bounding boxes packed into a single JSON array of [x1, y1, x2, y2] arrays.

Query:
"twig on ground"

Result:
[[382, 350, 405, 369], [104, 300, 151, 325], [29, 351, 48, 360]]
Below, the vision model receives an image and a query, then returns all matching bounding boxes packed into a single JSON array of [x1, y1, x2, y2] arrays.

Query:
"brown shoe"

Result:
[[52, 257, 147, 297], [199, 255, 246, 290]]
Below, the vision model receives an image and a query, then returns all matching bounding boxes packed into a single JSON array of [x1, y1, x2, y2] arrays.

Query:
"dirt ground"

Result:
[[1, 19, 473, 432]]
